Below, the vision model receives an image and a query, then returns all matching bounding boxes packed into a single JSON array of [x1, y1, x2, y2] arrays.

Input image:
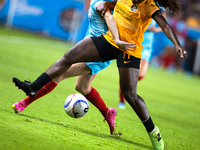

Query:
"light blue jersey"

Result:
[[85, 0, 112, 37], [141, 20, 156, 62], [85, 0, 112, 75]]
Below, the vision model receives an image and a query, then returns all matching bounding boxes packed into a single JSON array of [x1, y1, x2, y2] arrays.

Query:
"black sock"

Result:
[[142, 117, 155, 133], [31, 72, 52, 91]]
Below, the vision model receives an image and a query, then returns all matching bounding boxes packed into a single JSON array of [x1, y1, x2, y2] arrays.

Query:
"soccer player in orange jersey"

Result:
[[118, 9, 167, 109], [13, 0, 186, 149]]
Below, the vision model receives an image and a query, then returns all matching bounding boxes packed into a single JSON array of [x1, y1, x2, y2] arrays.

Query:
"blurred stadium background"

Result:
[[0, 0, 200, 76]]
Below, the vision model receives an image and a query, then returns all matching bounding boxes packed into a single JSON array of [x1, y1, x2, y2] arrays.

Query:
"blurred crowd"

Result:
[[155, 0, 200, 76], [180, 0, 200, 29]]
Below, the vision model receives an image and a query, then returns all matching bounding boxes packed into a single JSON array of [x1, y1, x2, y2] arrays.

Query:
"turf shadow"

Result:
[[4, 108, 152, 149], [16, 113, 152, 149]]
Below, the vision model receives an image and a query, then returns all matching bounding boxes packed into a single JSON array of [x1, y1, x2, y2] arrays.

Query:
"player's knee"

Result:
[[61, 55, 72, 65], [75, 84, 87, 95], [62, 51, 76, 65], [122, 90, 137, 102], [75, 84, 81, 93]]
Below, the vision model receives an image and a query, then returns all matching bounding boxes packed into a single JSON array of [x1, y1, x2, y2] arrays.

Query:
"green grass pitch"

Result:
[[0, 26, 200, 150]]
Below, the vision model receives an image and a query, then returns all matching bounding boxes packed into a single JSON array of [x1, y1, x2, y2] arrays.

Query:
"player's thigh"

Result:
[[116, 52, 140, 94], [63, 37, 103, 63], [53, 63, 91, 83], [118, 67, 139, 95], [62, 63, 91, 78]]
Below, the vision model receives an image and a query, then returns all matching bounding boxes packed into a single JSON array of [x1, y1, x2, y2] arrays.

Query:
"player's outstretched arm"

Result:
[[153, 11, 187, 59], [103, 10, 136, 51]]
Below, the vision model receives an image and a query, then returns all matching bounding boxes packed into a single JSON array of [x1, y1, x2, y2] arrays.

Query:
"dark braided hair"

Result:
[[154, 0, 181, 14]]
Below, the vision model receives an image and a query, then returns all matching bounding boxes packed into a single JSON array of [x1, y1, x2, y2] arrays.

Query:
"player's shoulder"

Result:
[[143, 0, 160, 16]]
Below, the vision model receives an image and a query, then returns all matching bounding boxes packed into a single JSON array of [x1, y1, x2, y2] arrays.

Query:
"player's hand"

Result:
[[96, 1, 109, 19], [176, 46, 187, 59], [115, 40, 136, 51]]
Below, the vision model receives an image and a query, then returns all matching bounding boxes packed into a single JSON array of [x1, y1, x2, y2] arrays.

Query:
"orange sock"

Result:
[[85, 87, 108, 118], [23, 81, 57, 106]]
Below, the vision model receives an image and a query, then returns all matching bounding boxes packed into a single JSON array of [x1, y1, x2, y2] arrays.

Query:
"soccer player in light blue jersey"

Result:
[[12, 0, 134, 135], [84, 0, 113, 77]]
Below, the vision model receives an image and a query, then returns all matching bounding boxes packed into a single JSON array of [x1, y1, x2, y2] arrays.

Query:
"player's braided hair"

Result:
[[154, 0, 181, 14]]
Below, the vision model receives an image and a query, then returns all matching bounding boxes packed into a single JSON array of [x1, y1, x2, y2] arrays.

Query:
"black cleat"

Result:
[[12, 77, 37, 98]]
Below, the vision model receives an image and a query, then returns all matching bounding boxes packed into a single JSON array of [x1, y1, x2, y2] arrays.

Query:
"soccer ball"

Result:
[[64, 93, 89, 118]]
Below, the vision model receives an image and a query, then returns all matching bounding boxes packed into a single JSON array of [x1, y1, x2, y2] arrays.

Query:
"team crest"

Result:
[[131, 5, 137, 11]]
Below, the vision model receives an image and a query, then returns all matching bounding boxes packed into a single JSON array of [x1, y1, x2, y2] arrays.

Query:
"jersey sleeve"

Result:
[[93, 1, 104, 11], [143, 2, 160, 18]]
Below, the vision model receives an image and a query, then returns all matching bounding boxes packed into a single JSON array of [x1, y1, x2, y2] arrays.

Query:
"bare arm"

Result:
[[103, 10, 136, 51], [104, 10, 119, 42], [153, 11, 187, 58], [148, 10, 166, 33]]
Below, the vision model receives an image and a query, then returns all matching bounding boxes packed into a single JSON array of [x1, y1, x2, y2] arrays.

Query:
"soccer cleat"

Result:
[[118, 102, 125, 109], [103, 108, 117, 135], [11, 100, 27, 113], [149, 126, 164, 150], [12, 77, 36, 98]]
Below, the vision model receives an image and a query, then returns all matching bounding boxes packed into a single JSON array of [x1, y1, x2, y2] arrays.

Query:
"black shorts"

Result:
[[91, 35, 141, 69]]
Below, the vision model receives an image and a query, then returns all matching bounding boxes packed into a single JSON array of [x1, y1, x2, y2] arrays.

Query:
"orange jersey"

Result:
[[104, 0, 160, 58]]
